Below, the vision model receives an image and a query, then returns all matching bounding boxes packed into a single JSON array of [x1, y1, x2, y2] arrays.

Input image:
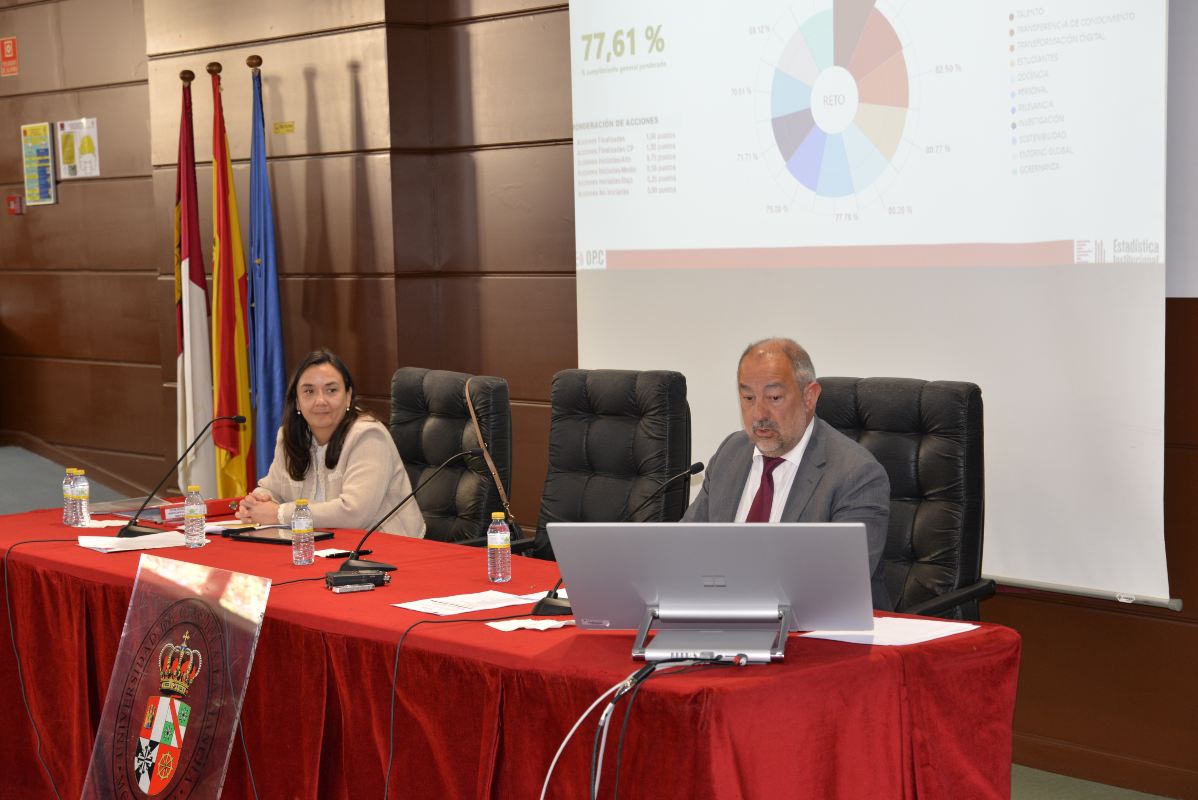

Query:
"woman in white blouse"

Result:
[[236, 349, 426, 537]]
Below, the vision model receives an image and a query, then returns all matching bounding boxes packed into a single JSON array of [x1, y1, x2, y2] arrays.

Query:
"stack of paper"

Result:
[[78, 532, 189, 553]]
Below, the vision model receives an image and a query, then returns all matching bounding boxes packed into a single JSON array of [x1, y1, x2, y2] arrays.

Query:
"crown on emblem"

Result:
[[158, 631, 203, 697]]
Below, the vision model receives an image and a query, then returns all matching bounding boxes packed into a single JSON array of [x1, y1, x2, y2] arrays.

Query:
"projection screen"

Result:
[[570, 0, 1173, 605]]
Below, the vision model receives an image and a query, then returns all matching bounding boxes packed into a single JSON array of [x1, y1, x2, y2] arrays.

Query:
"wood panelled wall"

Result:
[[139, 0, 576, 524], [0, 0, 163, 494], [1, 1, 1195, 796]]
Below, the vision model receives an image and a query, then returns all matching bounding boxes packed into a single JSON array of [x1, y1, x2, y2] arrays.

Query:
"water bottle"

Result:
[[75, 470, 90, 526], [184, 485, 206, 548], [62, 468, 77, 526], [487, 511, 512, 583], [291, 499, 314, 566]]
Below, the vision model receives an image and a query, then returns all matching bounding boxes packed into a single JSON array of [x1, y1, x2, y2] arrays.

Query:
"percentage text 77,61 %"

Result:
[[580, 25, 666, 63]]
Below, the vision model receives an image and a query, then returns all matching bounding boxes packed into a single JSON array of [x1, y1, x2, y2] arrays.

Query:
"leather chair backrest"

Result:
[[389, 367, 512, 543], [534, 369, 691, 560], [816, 377, 985, 618]]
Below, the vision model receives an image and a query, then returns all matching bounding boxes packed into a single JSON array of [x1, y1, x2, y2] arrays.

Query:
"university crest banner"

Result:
[[81, 556, 270, 799]]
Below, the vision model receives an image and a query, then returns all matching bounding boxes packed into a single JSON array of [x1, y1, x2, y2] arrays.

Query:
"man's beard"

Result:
[[750, 419, 784, 452]]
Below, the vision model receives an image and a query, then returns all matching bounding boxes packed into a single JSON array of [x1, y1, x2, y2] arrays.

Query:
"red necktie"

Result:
[[745, 456, 784, 523]]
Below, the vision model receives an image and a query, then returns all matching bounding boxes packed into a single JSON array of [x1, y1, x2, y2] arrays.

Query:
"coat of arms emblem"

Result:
[[133, 630, 202, 795]]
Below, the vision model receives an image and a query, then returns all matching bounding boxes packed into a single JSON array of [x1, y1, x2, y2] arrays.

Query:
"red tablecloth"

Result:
[[0, 509, 1020, 798]]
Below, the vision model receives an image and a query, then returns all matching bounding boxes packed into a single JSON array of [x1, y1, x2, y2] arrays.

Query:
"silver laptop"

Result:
[[546, 522, 874, 663]]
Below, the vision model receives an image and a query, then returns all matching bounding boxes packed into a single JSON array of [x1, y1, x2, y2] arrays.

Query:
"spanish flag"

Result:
[[209, 64, 255, 497]]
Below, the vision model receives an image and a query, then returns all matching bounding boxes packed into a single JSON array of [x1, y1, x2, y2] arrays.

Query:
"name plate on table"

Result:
[[81, 555, 271, 799]]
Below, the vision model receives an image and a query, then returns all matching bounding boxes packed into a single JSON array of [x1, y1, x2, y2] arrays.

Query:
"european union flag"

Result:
[[248, 65, 285, 480]]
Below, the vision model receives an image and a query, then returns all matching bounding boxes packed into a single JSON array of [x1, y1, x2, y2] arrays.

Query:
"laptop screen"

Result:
[[547, 522, 874, 661]]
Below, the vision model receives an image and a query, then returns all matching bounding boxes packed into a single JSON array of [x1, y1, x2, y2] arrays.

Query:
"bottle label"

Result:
[[487, 532, 510, 548]]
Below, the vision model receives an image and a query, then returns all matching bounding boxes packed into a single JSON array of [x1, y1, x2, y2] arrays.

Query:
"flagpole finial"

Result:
[[206, 62, 222, 75], [180, 70, 194, 84], [246, 55, 262, 71]]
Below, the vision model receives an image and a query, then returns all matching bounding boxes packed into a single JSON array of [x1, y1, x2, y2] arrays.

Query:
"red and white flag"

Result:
[[174, 76, 215, 493]]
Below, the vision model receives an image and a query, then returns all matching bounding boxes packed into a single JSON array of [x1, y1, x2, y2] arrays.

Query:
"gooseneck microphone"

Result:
[[339, 448, 482, 573], [532, 462, 705, 616], [118, 415, 247, 538], [620, 461, 704, 522], [530, 578, 571, 616]]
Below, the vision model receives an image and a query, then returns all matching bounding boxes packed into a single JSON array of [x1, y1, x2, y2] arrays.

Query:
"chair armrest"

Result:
[[455, 534, 537, 555], [510, 537, 537, 555], [903, 579, 996, 618]]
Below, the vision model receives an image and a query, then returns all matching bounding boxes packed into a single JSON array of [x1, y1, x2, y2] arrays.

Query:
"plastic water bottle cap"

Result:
[[491, 511, 505, 520], [187, 485, 201, 492]]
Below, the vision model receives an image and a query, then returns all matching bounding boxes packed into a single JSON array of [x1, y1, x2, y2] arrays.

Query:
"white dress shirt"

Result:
[[733, 419, 815, 523]]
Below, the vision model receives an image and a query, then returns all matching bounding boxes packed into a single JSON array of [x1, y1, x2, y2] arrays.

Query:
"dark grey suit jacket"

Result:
[[682, 418, 892, 610]]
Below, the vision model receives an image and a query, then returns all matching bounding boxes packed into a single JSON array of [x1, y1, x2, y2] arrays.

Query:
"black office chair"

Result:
[[815, 377, 993, 620], [532, 369, 692, 561], [389, 367, 512, 543]]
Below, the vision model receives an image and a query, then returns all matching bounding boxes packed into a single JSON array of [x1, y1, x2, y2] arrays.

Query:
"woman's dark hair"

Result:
[[281, 349, 364, 481]]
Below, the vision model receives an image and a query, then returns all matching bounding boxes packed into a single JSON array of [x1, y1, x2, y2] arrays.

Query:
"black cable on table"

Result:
[[590, 661, 655, 800], [611, 677, 646, 800], [383, 611, 533, 800], [220, 610, 261, 800], [4, 538, 75, 800], [608, 661, 735, 800]]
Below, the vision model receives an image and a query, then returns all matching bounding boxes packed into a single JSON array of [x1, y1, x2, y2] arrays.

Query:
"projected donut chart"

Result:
[[770, 2, 909, 198]]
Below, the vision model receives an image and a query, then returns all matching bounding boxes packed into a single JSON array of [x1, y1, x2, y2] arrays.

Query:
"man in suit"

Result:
[[683, 337, 892, 610]]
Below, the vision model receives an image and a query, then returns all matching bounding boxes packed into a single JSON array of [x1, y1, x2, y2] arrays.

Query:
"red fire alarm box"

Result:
[[5, 195, 24, 215]]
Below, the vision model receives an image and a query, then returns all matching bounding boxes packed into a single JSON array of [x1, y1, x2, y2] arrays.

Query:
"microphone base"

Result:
[[339, 557, 396, 573], [118, 522, 168, 539], [531, 594, 573, 616]]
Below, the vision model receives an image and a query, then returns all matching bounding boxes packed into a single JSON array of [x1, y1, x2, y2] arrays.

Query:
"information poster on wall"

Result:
[[57, 117, 100, 178], [20, 122, 55, 205]]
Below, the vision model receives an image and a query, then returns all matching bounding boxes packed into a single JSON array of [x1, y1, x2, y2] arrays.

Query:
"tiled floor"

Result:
[[0, 446, 121, 515], [1013, 765, 1174, 799]]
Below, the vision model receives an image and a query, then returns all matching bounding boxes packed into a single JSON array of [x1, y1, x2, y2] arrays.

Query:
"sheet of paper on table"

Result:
[[78, 532, 188, 553], [801, 616, 978, 646], [395, 590, 549, 616]]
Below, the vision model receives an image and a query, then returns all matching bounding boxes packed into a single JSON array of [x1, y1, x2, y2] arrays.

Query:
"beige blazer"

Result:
[[257, 417, 426, 538]]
